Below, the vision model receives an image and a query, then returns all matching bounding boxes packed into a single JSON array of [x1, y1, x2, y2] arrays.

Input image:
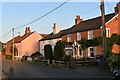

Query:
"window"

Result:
[[89, 47, 94, 57], [106, 28, 110, 37], [67, 34, 72, 42], [88, 30, 93, 39], [77, 32, 81, 41]]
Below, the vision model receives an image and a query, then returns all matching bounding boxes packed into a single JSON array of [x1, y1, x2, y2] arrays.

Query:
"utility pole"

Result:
[[100, 0, 107, 60], [12, 28, 14, 61]]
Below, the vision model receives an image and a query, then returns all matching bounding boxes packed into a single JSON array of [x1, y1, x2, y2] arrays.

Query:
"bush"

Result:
[[10, 46, 18, 56], [5, 55, 12, 60], [54, 44, 65, 60], [44, 44, 53, 64], [108, 54, 120, 72], [63, 55, 71, 67]]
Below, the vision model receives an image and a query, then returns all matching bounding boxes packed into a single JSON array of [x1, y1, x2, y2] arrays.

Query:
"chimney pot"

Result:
[[53, 23, 60, 34], [115, 2, 120, 14], [75, 15, 83, 25], [25, 27, 31, 34]]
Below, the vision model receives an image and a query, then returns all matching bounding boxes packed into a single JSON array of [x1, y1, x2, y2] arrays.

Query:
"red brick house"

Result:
[[39, 3, 120, 58]]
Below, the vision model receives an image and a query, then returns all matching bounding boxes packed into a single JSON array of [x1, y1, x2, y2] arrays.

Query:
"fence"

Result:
[[43, 60, 64, 64]]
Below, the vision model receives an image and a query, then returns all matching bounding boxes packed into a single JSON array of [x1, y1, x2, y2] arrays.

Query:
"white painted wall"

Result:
[[39, 38, 61, 57]]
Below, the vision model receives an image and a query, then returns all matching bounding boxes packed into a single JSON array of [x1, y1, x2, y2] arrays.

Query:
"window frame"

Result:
[[88, 30, 93, 40], [77, 32, 81, 41], [106, 28, 110, 37], [67, 34, 72, 42], [89, 47, 95, 57]]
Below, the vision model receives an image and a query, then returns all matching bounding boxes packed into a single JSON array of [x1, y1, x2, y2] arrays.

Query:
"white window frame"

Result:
[[106, 28, 110, 37], [67, 34, 72, 42], [88, 30, 93, 40], [77, 32, 81, 41], [89, 47, 95, 58]]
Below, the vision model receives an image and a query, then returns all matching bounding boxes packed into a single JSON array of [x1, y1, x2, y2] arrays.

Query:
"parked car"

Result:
[[112, 68, 120, 80], [30, 52, 43, 61]]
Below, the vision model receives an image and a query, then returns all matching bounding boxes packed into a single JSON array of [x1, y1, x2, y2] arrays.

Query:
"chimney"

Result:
[[115, 2, 120, 34], [75, 15, 83, 25], [53, 23, 60, 34], [114, 2, 120, 15], [25, 27, 31, 34]]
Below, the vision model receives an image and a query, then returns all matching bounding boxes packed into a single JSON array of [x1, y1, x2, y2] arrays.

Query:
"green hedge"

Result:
[[5, 55, 12, 60], [107, 54, 120, 72]]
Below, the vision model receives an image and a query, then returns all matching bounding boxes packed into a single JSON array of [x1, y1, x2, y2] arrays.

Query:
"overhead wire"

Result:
[[105, 0, 113, 12], [58, 2, 113, 26], [1, 1, 114, 40], [0, 30, 12, 39], [1, 0, 69, 40], [58, 5, 100, 25], [14, 0, 69, 30]]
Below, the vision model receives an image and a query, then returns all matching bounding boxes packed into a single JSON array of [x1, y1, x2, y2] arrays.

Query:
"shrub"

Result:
[[63, 55, 71, 67], [10, 46, 18, 56], [79, 38, 88, 50], [5, 55, 12, 60], [108, 54, 120, 72], [44, 44, 53, 64], [54, 44, 65, 60]]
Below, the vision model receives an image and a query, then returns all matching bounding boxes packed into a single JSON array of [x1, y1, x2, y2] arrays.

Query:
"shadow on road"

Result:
[[8, 66, 15, 78]]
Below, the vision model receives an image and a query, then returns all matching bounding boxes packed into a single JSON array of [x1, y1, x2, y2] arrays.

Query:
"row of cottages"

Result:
[[39, 3, 120, 58], [5, 27, 48, 59]]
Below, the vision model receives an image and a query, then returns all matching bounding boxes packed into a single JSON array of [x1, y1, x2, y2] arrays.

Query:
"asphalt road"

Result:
[[2, 60, 112, 78]]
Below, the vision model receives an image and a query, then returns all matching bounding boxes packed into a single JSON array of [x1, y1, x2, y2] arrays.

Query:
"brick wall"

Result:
[[93, 28, 102, 38], [71, 33, 77, 42], [106, 15, 118, 36], [81, 31, 88, 39], [62, 35, 67, 42]]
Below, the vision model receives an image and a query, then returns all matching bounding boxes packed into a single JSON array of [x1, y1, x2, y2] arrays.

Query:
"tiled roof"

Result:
[[40, 13, 116, 41], [39, 33, 55, 41], [6, 32, 35, 44], [7, 31, 49, 43], [40, 34, 49, 37], [68, 13, 115, 33], [15, 32, 34, 43], [7, 36, 22, 44]]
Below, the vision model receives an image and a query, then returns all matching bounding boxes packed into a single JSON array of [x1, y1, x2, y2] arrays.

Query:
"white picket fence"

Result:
[[43, 60, 64, 64]]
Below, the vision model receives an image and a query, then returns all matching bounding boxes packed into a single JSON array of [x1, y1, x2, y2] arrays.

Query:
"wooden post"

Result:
[[12, 28, 14, 61], [100, 0, 107, 59]]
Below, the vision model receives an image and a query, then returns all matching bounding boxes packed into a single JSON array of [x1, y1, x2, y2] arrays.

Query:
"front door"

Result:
[[79, 48, 83, 58]]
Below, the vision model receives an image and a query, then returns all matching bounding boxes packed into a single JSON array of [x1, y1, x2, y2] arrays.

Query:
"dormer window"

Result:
[[67, 34, 72, 42]]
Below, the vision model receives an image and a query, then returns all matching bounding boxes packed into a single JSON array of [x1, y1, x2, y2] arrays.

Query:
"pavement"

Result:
[[76, 66, 112, 78], [2, 60, 112, 78]]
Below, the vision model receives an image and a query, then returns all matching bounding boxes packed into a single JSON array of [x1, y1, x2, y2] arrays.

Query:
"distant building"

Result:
[[39, 3, 120, 58], [5, 27, 47, 59]]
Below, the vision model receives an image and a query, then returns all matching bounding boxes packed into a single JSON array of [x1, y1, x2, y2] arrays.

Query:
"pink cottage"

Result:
[[5, 27, 47, 59]]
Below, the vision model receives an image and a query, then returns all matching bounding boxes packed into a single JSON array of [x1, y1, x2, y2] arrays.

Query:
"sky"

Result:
[[0, 0, 119, 43]]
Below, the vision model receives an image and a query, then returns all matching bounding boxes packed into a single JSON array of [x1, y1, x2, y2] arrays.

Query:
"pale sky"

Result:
[[0, 0, 119, 43]]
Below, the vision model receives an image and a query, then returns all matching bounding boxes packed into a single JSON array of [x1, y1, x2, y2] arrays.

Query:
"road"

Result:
[[2, 60, 112, 78]]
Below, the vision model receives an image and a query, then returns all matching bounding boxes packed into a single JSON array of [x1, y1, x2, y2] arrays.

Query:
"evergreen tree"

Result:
[[44, 44, 53, 64]]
